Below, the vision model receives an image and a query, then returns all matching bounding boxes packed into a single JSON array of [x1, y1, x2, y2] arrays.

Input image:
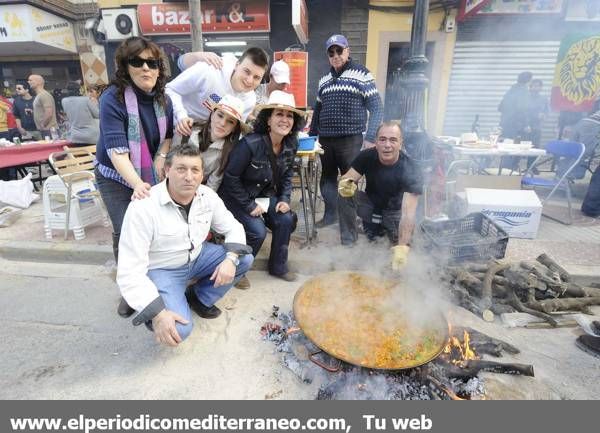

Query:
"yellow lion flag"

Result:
[[551, 34, 600, 112]]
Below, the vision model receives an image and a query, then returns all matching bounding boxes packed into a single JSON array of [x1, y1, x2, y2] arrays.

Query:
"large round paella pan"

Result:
[[293, 271, 449, 370]]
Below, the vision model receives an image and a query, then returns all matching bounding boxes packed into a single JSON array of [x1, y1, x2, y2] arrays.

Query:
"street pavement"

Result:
[[0, 261, 317, 400], [1, 200, 599, 399]]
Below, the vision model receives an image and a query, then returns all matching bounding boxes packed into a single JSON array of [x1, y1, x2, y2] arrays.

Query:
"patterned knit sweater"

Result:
[[309, 58, 383, 143]]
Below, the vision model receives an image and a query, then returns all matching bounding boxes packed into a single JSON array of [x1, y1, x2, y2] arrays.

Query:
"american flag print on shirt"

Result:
[[202, 93, 222, 111]]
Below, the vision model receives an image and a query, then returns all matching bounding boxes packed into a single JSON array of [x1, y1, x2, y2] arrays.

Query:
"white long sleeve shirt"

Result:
[[117, 181, 246, 315], [165, 54, 256, 123]]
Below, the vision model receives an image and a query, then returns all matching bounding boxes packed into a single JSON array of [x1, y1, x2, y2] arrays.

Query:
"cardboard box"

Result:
[[455, 175, 522, 192], [464, 188, 542, 239], [449, 175, 523, 218]]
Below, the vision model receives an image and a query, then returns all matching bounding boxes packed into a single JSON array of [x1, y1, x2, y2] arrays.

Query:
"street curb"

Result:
[[0, 240, 113, 265], [1, 240, 596, 280], [0, 240, 332, 274]]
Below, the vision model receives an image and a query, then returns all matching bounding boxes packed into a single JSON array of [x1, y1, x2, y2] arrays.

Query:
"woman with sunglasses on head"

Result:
[[94, 36, 174, 318], [184, 94, 249, 191], [219, 91, 306, 287]]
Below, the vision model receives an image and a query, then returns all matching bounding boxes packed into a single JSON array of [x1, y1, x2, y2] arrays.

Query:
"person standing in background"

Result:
[[61, 81, 100, 146], [254, 60, 291, 105], [498, 71, 532, 142], [0, 95, 11, 140], [28, 74, 58, 138], [527, 79, 549, 149], [12, 82, 40, 140], [309, 34, 383, 228], [498, 71, 532, 171]]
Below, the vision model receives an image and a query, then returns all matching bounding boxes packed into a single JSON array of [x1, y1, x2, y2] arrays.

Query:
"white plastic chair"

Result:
[[43, 149, 108, 240]]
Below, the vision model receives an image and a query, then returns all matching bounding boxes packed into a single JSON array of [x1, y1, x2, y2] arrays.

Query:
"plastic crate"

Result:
[[418, 212, 508, 263]]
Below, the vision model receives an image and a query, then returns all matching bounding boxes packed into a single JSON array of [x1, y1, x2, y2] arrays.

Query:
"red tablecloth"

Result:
[[0, 140, 71, 169]]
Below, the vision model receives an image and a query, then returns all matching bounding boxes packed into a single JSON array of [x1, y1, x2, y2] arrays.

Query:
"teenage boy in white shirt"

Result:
[[165, 47, 269, 141]]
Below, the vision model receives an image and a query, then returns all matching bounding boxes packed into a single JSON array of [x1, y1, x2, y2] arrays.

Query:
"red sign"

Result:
[[137, 1, 270, 35], [274, 51, 308, 108], [457, 0, 492, 21]]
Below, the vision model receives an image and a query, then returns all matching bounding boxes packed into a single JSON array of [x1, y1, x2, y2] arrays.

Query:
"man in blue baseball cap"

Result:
[[309, 34, 383, 228]]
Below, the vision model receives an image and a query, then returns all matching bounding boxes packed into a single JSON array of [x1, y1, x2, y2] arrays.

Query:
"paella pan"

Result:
[[293, 271, 449, 370]]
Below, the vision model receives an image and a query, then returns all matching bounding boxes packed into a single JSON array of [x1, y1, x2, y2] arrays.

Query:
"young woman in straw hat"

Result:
[[219, 91, 306, 286], [185, 94, 249, 191]]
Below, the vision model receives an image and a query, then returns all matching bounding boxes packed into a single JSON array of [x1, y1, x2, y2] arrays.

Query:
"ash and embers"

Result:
[[261, 309, 485, 400]]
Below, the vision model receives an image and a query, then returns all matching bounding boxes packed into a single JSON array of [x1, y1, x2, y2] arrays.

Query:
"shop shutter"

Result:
[[442, 41, 560, 143]]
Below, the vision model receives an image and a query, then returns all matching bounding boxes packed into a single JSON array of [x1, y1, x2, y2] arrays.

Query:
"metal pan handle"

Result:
[[309, 350, 342, 373]]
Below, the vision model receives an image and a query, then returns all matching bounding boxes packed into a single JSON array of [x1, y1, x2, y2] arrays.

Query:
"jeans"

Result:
[[319, 134, 363, 222], [95, 168, 133, 260], [339, 191, 400, 245], [147, 242, 253, 341], [224, 196, 296, 276]]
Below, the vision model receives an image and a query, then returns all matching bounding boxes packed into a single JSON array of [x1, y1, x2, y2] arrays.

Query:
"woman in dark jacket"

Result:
[[219, 91, 306, 285], [94, 36, 174, 317]]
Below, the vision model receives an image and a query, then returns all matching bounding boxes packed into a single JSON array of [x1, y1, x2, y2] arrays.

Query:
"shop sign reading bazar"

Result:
[[137, 1, 270, 35]]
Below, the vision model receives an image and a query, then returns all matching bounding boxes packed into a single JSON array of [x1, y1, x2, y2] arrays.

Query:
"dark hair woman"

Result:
[[94, 36, 174, 318], [186, 94, 247, 191], [219, 91, 306, 286]]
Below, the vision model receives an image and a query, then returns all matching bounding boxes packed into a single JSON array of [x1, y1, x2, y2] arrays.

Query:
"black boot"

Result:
[[575, 335, 600, 358], [113, 233, 135, 319], [117, 297, 135, 318]]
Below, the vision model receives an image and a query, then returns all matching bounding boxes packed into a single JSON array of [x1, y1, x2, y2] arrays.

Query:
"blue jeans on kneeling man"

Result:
[[146, 242, 253, 341]]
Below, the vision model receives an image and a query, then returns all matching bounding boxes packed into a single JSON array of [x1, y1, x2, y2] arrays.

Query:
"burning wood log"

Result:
[[504, 286, 559, 327], [491, 303, 517, 315], [536, 253, 571, 282], [464, 263, 492, 273], [481, 261, 511, 321], [455, 327, 520, 355], [444, 254, 598, 323], [447, 267, 507, 297], [526, 297, 600, 314], [562, 285, 600, 298], [440, 359, 534, 378], [449, 284, 486, 318], [470, 272, 509, 287]]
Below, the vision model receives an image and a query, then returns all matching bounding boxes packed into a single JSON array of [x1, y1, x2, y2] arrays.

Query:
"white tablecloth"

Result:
[[453, 146, 546, 157]]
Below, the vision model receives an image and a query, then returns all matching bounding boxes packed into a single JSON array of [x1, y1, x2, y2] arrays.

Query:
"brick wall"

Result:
[[341, 0, 369, 65]]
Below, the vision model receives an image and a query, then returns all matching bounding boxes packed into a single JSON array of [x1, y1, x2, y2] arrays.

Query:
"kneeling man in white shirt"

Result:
[[117, 144, 253, 346]]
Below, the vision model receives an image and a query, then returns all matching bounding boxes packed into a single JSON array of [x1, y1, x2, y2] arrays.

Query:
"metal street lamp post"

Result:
[[400, 0, 430, 135]]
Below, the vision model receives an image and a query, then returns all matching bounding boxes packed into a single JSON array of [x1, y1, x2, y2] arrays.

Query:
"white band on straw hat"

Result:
[[255, 90, 306, 118]]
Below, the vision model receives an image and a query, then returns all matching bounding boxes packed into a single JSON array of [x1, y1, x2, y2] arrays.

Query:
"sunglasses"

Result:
[[128, 56, 160, 70], [328, 47, 345, 57]]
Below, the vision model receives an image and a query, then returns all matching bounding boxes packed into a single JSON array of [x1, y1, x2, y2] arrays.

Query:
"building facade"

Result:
[[0, 0, 106, 94]]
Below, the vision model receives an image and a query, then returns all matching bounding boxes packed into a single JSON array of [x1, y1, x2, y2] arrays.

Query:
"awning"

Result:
[[0, 4, 77, 56]]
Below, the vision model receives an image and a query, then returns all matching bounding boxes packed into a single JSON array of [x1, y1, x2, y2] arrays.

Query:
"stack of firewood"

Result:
[[442, 254, 600, 326]]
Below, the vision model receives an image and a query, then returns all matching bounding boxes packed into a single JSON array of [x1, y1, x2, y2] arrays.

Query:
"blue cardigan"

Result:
[[95, 85, 173, 181]]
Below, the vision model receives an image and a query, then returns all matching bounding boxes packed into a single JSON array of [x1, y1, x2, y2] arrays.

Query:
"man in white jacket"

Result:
[[165, 47, 269, 140], [117, 144, 253, 347]]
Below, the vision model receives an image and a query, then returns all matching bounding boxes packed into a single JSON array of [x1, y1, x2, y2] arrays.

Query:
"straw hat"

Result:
[[212, 94, 252, 134], [255, 90, 306, 118]]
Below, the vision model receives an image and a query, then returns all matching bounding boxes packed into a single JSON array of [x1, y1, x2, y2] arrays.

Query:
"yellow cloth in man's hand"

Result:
[[338, 178, 357, 198], [391, 245, 410, 271]]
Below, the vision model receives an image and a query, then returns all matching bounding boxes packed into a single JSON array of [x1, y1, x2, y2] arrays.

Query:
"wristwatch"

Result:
[[226, 252, 240, 266]]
